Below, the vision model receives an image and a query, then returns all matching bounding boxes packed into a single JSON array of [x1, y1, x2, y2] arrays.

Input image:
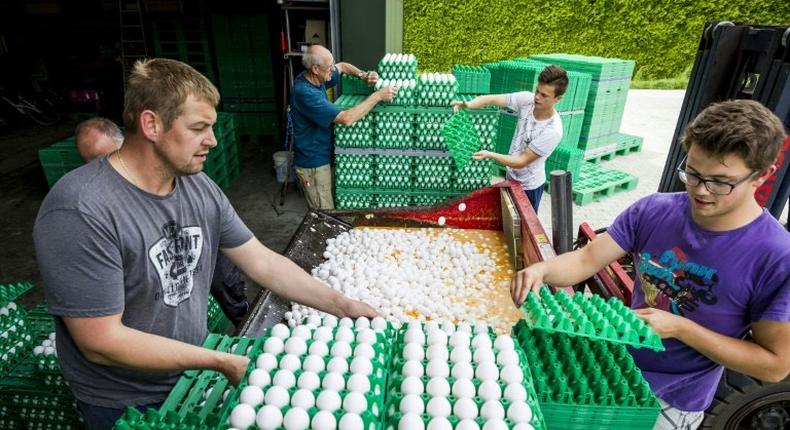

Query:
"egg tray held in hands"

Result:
[[384, 322, 547, 430], [113, 407, 207, 430], [440, 110, 482, 171], [520, 288, 664, 351]]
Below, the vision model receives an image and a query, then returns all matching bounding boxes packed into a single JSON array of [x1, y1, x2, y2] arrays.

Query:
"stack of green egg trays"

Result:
[[342, 74, 374, 95], [217, 317, 395, 429], [334, 96, 374, 149], [415, 110, 453, 150], [205, 112, 241, 190], [378, 53, 418, 80], [114, 407, 203, 430], [1, 284, 34, 377], [375, 155, 413, 190], [441, 110, 482, 171], [336, 154, 375, 189], [521, 288, 663, 351], [376, 111, 414, 149], [416, 74, 459, 106], [384, 321, 546, 430], [513, 321, 659, 430], [453, 65, 491, 94], [38, 137, 84, 189], [413, 156, 455, 191], [571, 162, 639, 206], [207, 295, 233, 334], [545, 145, 585, 181]]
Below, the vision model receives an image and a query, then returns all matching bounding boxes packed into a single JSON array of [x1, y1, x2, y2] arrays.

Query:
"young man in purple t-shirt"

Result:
[[510, 100, 790, 429]]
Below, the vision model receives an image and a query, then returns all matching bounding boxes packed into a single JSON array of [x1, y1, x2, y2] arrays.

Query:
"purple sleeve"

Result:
[[750, 257, 790, 322], [607, 195, 655, 253]]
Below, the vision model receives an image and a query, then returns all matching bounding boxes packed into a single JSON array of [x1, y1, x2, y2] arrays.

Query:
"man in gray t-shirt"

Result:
[[452, 65, 568, 210], [33, 58, 377, 430]]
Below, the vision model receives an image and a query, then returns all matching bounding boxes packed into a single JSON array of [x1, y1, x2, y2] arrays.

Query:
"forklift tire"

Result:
[[702, 369, 790, 429]]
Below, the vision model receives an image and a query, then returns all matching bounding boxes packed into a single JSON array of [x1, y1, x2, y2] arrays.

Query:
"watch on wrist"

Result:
[[358, 71, 369, 80]]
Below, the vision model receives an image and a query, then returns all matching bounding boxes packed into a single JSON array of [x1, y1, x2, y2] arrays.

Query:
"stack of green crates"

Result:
[[529, 54, 634, 156], [341, 74, 374, 96], [38, 137, 83, 188], [203, 112, 241, 190], [545, 145, 585, 181], [150, 18, 215, 83], [212, 14, 278, 141], [452, 65, 491, 94]]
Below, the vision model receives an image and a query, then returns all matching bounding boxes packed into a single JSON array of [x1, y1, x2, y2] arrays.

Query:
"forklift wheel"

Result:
[[703, 369, 790, 430]]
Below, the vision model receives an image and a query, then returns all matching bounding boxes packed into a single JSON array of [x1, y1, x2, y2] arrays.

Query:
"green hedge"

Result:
[[404, 1, 790, 80]]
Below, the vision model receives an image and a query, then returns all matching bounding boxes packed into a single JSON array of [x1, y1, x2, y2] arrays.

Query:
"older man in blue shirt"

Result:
[[290, 44, 396, 209]]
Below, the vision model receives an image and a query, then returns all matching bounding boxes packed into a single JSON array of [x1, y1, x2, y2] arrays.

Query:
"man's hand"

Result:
[[510, 264, 547, 306], [451, 100, 468, 112], [472, 150, 493, 161], [220, 353, 250, 386], [365, 71, 379, 86], [376, 87, 398, 103], [342, 298, 380, 319], [634, 308, 688, 339]]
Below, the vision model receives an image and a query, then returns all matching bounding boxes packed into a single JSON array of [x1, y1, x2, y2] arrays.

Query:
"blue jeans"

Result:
[[525, 185, 545, 211], [77, 400, 163, 430]]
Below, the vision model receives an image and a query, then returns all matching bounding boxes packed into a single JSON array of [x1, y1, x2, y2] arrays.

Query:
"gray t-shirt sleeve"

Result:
[[528, 128, 562, 157], [506, 91, 535, 113], [34, 209, 125, 317], [212, 182, 254, 248]]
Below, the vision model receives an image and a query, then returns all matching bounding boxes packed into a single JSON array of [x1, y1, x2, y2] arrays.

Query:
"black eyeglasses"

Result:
[[676, 156, 757, 195]]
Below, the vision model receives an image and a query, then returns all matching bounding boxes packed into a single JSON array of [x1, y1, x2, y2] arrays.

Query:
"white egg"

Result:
[[239, 385, 264, 406], [302, 354, 325, 373], [482, 419, 508, 430], [478, 380, 502, 401], [229, 403, 256, 429], [316, 389, 342, 412], [273, 369, 296, 389], [399, 413, 425, 430], [507, 401, 533, 423], [457, 322, 472, 333], [437, 216, 446, 226], [475, 362, 499, 381], [33, 346, 44, 355], [452, 378, 475, 398], [399, 394, 425, 414], [426, 361, 449, 378], [264, 385, 290, 408], [335, 326, 355, 343], [307, 314, 322, 327], [494, 335, 515, 351], [255, 352, 277, 371], [309, 340, 330, 357], [339, 413, 364, 430], [496, 349, 520, 367], [248, 369, 271, 388], [427, 330, 447, 346], [404, 329, 426, 345], [311, 410, 337, 430], [350, 356, 373, 376], [339, 317, 354, 327], [343, 391, 368, 414], [271, 323, 290, 339], [471, 334, 493, 350], [451, 362, 474, 380], [450, 346, 472, 364], [426, 377, 450, 397], [255, 404, 283, 430], [402, 360, 424, 377], [283, 407, 310, 430], [354, 343, 375, 360], [449, 331, 471, 348], [504, 383, 528, 402], [427, 417, 452, 430], [371, 316, 388, 331], [313, 327, 334, 343], [453, 397, 478, 420], [480, 399, 505, 420], [347, 373, 371, 393], [291, 388, 316, 409], [291, 325, 312, 341], [263, 337, 284, 355], [474, 321, 489, 334], [42, 339, 52, 347], [473, 348, 496, 363], [426, 345, 449, 362], [322, 314, 338, 327], [458, 203, 467, 212], [331, 342, 352, 359], [500, 364, 524, 384], [297, 371, 321, 391], [456, 419, 481, 430], [401, 376, 424, 395], [43, 346, 55, 356], [279, 354, 302, 372], [356, 328, 377, 345], [403, 343, 424, 361], [355, 317, 371, 330], [322, 371, 345, 391], [327, 356, 349, 373], [426, 396, 451, 418]]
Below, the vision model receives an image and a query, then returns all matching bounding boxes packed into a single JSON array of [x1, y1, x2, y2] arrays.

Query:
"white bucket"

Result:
[[273, 151, 291, 183]]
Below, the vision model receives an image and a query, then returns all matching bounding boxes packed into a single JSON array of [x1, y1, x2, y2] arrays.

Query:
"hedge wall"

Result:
[[403, 0, 790, 80]]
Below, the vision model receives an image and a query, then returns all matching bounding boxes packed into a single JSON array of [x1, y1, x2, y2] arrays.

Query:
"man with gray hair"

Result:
[[75, 117, 123, 161], [290, 44, 397, 209]]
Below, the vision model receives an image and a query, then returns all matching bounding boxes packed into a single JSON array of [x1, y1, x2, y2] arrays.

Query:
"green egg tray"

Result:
[[441, 110, 482, 171]]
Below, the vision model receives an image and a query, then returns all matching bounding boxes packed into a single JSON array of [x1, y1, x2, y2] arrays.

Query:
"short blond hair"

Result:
[[122, 58, 220, 133]]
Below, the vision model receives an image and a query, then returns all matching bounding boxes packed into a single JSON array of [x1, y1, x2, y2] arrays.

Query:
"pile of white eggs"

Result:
[[290, 228, 514, 333], [389, 320, 537, 430], [32, 331, 57, 357], [0, 302, 32, 364], [227, 316, 389, 430]]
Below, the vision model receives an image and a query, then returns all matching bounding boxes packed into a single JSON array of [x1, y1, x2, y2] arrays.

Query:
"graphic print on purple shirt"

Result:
[[638, 247, 719, 316], [607, 192, 790, 412]]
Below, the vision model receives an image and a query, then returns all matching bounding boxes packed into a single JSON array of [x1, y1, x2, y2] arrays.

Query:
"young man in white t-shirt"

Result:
[[453, 65, 568, 210]]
